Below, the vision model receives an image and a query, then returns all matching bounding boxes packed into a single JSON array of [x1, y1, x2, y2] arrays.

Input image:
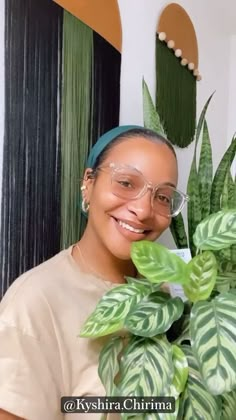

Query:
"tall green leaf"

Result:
[[131, 241, 187, 284], [198, 120, 213, 219], [190, 293, 236, 394], [193, 210, 236, 251], [186, 93, 214, 255], [143, 79, 165, 136], [98, 336, 124, 396], [181, 345, 222, 419], [124, 292, 184, 337], [117, 336, 174, 396], [210, 137, 236, 213], [169, 213, 188, 249], [221, 169, 236, 209], [183, 251, 217, 302], [187, 160, 202, 255], [194, 93, 215, 153]]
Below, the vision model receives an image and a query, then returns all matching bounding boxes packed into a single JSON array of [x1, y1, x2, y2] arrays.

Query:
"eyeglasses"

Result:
[[95, 163, 189, 217]]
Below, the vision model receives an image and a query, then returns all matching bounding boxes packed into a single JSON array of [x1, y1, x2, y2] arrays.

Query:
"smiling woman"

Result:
[[0, 126, 188, 420]]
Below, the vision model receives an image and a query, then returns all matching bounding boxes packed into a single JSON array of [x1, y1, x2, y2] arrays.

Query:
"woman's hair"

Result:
[[92, 127, 176, 170]]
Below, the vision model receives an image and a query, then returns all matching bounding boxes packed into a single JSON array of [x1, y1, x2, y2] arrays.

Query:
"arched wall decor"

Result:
[[156, 3, 201, 148], [53, 0, 122, 52]]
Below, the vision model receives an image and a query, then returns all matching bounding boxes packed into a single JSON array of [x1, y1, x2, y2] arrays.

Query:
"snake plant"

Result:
[[143, 80, 236, 295]]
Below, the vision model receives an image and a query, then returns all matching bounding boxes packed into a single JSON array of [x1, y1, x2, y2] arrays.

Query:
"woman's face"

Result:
[[83, 136, 178, 260]]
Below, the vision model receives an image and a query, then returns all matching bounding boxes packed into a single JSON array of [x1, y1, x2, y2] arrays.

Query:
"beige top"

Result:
[[0, 246, 121, 419]]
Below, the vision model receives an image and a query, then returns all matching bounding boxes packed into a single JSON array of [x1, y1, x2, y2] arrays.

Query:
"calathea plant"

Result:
[[80, 209, 236, 419]]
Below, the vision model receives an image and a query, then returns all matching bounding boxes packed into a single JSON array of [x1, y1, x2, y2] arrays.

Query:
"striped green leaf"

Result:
[[183, 251, 217, 302], [193, 210, 236, 251], [131, 241, 187, 284], [80, 320, 122, 338], [198, 120, 213, 219], [221, 389, 236, 420], [125, 276, 153, 289], [124, 292, 184, 337], [98, 336, 124, 396], [171, 345, 188, 396], [190, 293, 236, 394], [117, 336, 174, 396], [144, 401, 180, 420], [80, 284, 146, 337], [215, 273, 232, 293], [181, 345, 222, 419], [170, 213, 188, 249], [210, 137, 236, 213], [187, 159, 202, 256], [143, 79, 166, 136]]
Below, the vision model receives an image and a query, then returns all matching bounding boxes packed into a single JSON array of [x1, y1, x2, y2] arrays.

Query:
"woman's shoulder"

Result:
[[0, 246, 78, 334], [2, 246, 73, 298]]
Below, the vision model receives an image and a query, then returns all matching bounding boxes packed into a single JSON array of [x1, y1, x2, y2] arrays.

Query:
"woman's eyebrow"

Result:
[[159, 181, 177, 188]]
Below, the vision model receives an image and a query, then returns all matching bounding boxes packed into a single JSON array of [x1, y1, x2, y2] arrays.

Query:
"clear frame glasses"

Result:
[[96, 162, 189, 217]]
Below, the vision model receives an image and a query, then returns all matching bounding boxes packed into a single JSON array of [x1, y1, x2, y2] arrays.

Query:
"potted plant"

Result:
[[80, 209, 236, 419]]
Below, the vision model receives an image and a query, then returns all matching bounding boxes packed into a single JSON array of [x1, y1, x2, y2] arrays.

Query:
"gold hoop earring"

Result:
[[82, 198, 90, 213]]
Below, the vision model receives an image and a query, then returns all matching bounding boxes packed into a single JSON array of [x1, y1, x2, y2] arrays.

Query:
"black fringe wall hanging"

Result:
[[156, 3, 201, 148], [92, 31, 121, 146], [0, 0, 62, 297]]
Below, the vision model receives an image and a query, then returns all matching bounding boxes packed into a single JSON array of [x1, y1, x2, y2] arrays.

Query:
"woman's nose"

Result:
[[126, 189, 154, 219]]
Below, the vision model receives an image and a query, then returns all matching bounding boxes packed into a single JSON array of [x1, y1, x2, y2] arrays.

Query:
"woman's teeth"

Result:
[[118, 220, 145, 234]]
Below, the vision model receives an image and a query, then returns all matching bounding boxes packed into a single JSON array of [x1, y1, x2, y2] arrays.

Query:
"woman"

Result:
[[0, 126, 188, 419]]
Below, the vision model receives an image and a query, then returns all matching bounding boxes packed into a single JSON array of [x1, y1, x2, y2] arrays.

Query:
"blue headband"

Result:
[[86, 125, 142, 168]]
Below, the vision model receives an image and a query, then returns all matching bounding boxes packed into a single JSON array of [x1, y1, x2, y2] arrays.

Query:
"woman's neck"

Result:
[[73, 234, 137, 284]]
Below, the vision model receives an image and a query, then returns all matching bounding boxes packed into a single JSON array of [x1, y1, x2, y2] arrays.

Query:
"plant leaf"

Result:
[[142, 79, 165, 136], [169, 213, 188, 249], [80, 284, 146, 337], [172, 314, 190, 346], [98, 336, 124, 396], [221, 169, 236, 210], [187, 159, 202, 256], [181, 345, 222, 419], [198, 120, 213, 219], [221, 389, 236, 420], [187, 93, 215, 255], [117, 336, 174, 396], [124, 291, 184, 337], [183, 251, 217, 302], [190, 293, 236, 394], [195, 92, 215, 153], [131, 241, 187, 284], [193, 210, 236, 251], [210, 137, 236, 213], [170, 345, 189, 397]]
